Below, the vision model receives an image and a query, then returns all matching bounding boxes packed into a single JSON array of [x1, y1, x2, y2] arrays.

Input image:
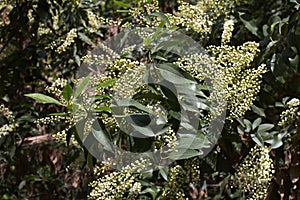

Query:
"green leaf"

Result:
[[239, 12, 259, 37], [250, 132, 264, 146], [92, 127, 113, 151], [72, 124, 85, 148], [48, 112, 68, 116], [159, 67, 194, 84], [97, 78, 117, 89], [140, 185, 160, 200], [111, 99, 152, 114], [127, 114, 151, 127], [158, 166, 169, 181], [153, 55, 168, 61], [176, 133, 211, 150], [243, 119, 252, 132], [114, 0, 131, 8], [264, 131, 287, 149], [78, 32, 94, 46], [87, 152, 94, 171], [130, 124, 168, 137], [94, 106, 111, 113], [75, 55, 81, 66], [62, 84, 73, 101], [168, 148, 202, 160], [25, 93, 62, 106], [116, 10, 130, 13], [252, 118, 262, 130], [257, 124, 274, 133], [74, 75, 91, 98], [251, 105, 266, 117], [169, 110, 181, 120], [143, 36, 153, 46], [204, 151, 217, 171], [18, 180, 26, 190]]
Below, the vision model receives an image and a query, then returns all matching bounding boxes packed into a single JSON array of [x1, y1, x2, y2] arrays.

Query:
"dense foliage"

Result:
[[0, 0, 300, 199]]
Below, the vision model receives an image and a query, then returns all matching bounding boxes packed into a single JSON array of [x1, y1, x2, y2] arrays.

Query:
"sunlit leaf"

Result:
[[25, 93, 62, 106]]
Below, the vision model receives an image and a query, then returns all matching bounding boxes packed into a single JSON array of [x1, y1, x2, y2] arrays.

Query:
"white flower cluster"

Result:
[[81, 42, 119, 71], [120, 44, 137, 56], [166, 0, 230, 38], [88, 158, 151, 200], [0, 104, 17, 138], [112, 63, 145, 99], [46, 78, 67, 95], [98, 42, 120, 60], [207, 42, 260, 79], [146, 103, 167, 120], [37, 9, 58, 37], [176, 53, 215, 81], [155, 127, 178, 153], [87, 10, 106, 33], [131, 181, 142, 194], [0, 124, 15, 137], [27, 9, 35, 25], [233, 145, 274, 200], [51, 129, 68, 143], [0, 104, 14, 122], [34, 114, 78, 146], [221, 19, 234, 44], [55, 28, 77, 53], [184, 158, 201, 186], [161, 165, 187, 200], [207, 42, 267, 119], [83, 117, 95, 137], [278, 98, 300, 127], [0, 4, 12, 26], [81, 54, 113, 67], [128, 0, 159, 27], [227, 65, 267, 119], [52, 128, 79, 146], [35, 115, 72, 126], [37, 25, 52, 36], [45, 78, 69, 104], [175, 53, 227, 118], [52, 14, 59, 30], [167, 1, 213, 37]]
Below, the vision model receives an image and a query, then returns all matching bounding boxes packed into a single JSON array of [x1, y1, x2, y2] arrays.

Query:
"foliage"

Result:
[[0, 0, 300, 199], [0, 0, 110, 198]]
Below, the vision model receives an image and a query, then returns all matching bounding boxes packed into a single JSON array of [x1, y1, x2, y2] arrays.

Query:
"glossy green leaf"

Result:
[[251, 105, 266, 117], [92, 127, 113, 151], [62, 84, 72, 101], [158, 166, 169, 181], [257, 124, 274, 133], [111, 99, 152, 113], [168, 148, 202, 160], [114, 0, 131, 8], [74, 75, 91, 98], [25, 93, 62, 106], [252, 118, 262, 130], [264, 131, 287, 149], [176, 133, 211, 150], [78, 32, 94, 46], [243, 119, 252, 132], [97, 78, 117, 89], [159, 68, 194, 84], [250, 132, 264, 146], [94, 106, 111, 113], [239, 12, 259, 37]]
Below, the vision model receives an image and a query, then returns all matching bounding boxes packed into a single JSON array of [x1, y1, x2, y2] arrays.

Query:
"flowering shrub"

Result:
[[1, 0, 300, 199]]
